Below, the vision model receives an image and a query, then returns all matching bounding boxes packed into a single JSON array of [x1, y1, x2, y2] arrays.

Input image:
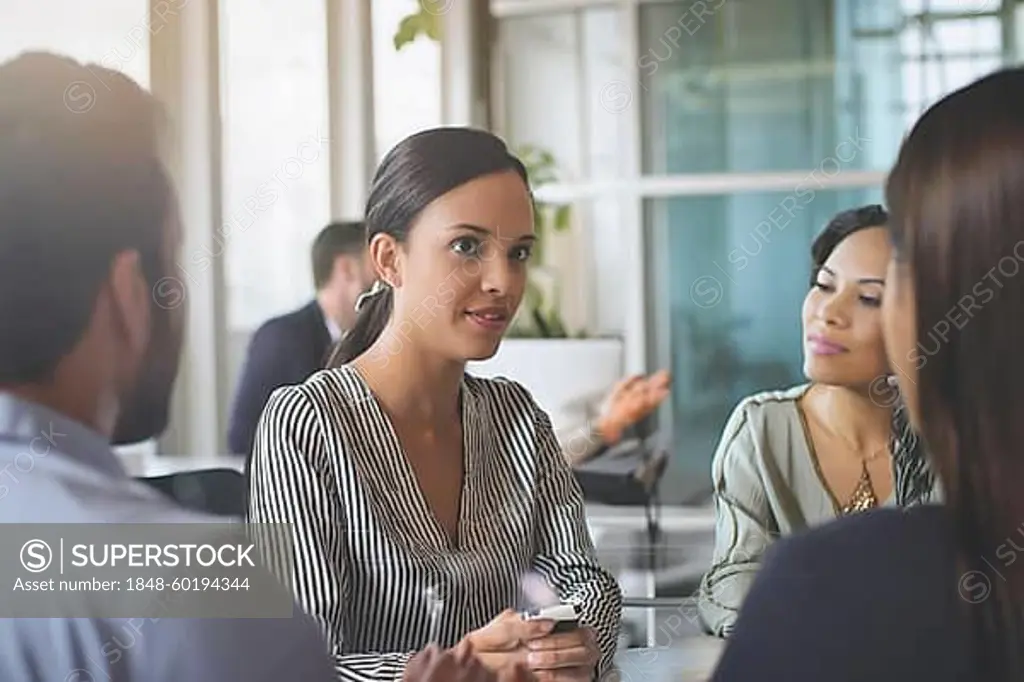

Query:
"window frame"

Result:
[[488, 0, 1019, 493]]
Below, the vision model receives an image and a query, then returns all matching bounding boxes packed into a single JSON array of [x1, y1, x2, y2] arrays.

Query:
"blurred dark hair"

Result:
[[810, 204, 889, 283], [886, 66, 1024, 678], [312, 220, 365, 289], [327, 127, 529, 367], [0, 51, 170, 384]]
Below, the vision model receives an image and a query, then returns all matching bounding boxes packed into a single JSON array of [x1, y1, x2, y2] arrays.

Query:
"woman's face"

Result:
[[882, 253, 919, 427], [801, 226, 891, 389], [380, 169, 535, 362]]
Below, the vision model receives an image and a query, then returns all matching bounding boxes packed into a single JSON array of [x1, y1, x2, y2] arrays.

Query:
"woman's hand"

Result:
[[403, 641, 540, 682], [524, 626, 600, 682], [403, 642, 493, 682], [459, 609, 554, 674], [499, 663, 539, 682]]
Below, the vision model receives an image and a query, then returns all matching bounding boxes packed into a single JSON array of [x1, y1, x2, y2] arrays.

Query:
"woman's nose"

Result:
[[815, 292, 849, 327], [479, 255, 513, 295]]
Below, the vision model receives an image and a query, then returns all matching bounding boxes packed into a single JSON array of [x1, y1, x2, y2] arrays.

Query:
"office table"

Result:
[[610, 638, 724, 682], [587, 504, 716, 646], [118, 452, 246, 477]]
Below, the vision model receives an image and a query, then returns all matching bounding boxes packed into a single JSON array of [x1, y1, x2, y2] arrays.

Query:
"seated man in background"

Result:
[[559, 370, 671, 466], [228, 220, 373, 455]]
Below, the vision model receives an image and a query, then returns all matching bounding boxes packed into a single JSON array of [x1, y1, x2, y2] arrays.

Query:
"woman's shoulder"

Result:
[[264, 365, 378, 421], [779, 504, 950, 561], [717, 383, 808, 443], [462, 372, 540, 416], [711, 384, 810, 480], [715, 505, 969, 679], [758, 505, 958, 620], [732, 383, 809, 419]]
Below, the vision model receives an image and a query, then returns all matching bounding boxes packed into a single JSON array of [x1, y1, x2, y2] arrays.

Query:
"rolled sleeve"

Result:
[[530, 400, 622, 677], [697, 402, 777, 638]]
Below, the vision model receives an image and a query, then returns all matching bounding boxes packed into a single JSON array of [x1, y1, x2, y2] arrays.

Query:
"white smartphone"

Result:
[[523, 604, 580, 633]]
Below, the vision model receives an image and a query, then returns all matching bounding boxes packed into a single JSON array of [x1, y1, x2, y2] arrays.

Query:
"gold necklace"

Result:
[[839, 448, 888, 515], [796, 394, 891, 515]]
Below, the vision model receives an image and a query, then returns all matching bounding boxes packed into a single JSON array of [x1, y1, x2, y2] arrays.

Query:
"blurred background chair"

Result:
[[136, 468, 247, 518]]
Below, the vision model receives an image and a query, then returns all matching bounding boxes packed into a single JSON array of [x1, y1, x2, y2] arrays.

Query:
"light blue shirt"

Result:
[[0, 392, 335, 681], [325, 314, 342, 343]]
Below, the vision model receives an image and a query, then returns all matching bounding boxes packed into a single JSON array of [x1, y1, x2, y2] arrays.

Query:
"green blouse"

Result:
[[696, 384, 942, 637]]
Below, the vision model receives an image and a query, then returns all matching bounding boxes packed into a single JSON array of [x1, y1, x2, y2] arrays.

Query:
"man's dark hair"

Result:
[[311, 221, 366, 289], [810, 204, 889, 282], [0, 51, 170, 383]]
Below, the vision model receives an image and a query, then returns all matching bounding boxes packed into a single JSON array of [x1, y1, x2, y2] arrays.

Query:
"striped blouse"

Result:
[[247, 364, 623, 681]]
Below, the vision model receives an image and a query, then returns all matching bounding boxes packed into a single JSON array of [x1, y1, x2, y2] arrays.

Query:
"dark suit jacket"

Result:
[[228, 301, 334, 456]]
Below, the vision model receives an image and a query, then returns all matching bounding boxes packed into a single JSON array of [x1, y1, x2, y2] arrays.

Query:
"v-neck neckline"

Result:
[[343, 364, 475, 552], [793, 390, 895, 516]]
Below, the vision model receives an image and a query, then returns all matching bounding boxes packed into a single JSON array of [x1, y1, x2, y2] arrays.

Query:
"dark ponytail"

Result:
[[327, 285, 392, 367], [326, 126, 528, 369]]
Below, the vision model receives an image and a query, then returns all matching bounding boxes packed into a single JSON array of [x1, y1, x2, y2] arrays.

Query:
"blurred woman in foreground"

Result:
[[711, 67, 1024, 681]]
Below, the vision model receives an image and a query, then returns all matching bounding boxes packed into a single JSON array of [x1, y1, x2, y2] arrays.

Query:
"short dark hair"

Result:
[[810, 204, 889, 281], [0, 52, 170, 383], [311, 221, 366, 289]]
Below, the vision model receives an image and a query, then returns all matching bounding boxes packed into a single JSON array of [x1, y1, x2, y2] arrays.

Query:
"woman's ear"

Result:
[[368, 233, 402, 288]]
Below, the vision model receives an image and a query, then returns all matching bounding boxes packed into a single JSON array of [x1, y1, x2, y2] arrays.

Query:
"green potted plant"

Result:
[[507, 143, 576, 338]]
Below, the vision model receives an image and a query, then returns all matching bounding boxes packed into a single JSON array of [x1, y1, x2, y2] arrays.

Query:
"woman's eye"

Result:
[[813, 281, 834, 293], [860, 295, 882, 307], [451, 237, 481, 256], [511, 245, 533, 262]]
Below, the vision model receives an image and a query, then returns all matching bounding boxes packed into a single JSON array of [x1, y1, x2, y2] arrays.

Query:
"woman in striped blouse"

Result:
[[247, 127, 622, 682]]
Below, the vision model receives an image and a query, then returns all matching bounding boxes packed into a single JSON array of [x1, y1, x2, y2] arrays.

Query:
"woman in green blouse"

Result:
[[697, 204, 940, 638]]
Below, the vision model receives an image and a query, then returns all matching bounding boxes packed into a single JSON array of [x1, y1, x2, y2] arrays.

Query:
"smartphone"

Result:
[[523, 604, 579, 633]]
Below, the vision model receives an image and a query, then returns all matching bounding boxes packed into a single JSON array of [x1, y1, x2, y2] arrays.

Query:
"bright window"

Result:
[[0, 0, 150, 87], [219, 0, 331, 331], [493, 0, 1018, 501], [372, 0, 443, 160]]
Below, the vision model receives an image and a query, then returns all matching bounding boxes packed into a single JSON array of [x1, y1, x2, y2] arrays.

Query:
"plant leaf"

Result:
[[422, 9, 441, 40], [531, 307, 552, 337], [553, 205, 572, 231], [393, 2, 442, 51], [393, 14, 423, 51], [545, 309, 568, 338]]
